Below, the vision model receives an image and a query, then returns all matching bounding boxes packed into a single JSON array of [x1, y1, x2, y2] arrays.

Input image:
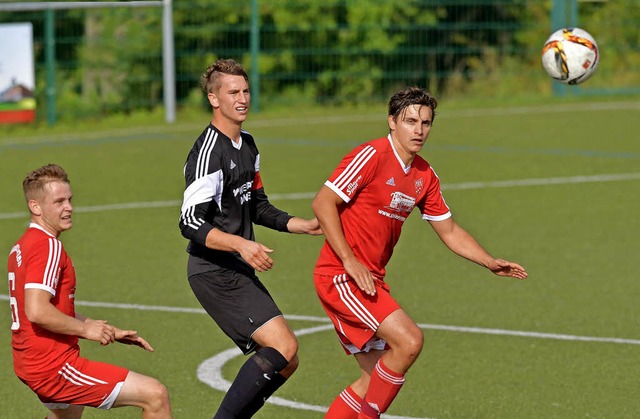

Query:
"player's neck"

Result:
[[212, 117, 243, 143], [31, 218, 63, 238]]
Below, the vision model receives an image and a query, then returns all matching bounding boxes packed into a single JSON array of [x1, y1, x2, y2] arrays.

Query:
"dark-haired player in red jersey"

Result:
[[7, 164, 172, 419], [312, 87, 528, 418]]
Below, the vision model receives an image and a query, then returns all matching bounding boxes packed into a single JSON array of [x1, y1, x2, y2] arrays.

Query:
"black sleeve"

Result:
[[253, 187, 294, 232]]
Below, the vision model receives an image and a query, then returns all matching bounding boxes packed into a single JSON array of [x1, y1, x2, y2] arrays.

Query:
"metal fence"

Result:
[[1, 0, 638, 124]]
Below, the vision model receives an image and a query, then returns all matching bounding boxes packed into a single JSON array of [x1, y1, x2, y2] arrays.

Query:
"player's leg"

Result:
[[112, 371, 172, 418], [325, 350, 383, 419], [231, 316, 299, 417], [215, 316, 298, 418], [45, 404, 84, 419], [192, 269, 296, 418], [358, 309, 423, 418]]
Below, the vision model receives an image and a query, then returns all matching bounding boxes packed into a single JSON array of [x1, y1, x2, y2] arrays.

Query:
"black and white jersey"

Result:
[[179, 123, 293, 276]]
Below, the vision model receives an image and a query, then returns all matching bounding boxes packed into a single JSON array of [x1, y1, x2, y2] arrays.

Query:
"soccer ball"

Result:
[[541, 27, 599, 85]]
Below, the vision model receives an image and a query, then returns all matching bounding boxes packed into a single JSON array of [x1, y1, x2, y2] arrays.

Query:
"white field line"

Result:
[[1, 295, 638, 346], [3, 297, 639, 418], [1, 172, 639, 221]]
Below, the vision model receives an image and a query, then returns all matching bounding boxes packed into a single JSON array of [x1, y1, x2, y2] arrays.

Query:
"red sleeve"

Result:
[[24, 237, 61, 296], [325, 143, 378, 203]]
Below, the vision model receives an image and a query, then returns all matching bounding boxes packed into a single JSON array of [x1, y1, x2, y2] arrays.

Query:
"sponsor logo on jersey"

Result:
[[233, 181, 254, 205], [386, 177, 395, 186], [415, 178, 424, 195], [346, 175, 362, 196], [230, 159, 237, 169], [386, 191, 415, 213], [54, 267, 61, 289]]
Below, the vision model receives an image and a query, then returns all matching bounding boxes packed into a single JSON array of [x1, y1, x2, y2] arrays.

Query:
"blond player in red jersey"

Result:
[[7, 164, 172, 419], [312, 87, 528, 418]]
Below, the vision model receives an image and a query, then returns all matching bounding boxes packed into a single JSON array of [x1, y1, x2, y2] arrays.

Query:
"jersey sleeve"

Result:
[[179, 137, 222, 246], [252, 156, 293, 232], [419, 166, 451, 221], [325, 144, 377, 203], [24, 237, 61, 297]]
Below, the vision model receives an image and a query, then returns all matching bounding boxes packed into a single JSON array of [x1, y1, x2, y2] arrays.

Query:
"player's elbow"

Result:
[[24, 301, 47, 325], [311, 195, 324, 218]]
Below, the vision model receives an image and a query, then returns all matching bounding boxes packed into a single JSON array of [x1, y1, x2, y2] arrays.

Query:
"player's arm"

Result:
[[312, 185, 377, 295], [254, 188, 322, 235], [428, 217, 528, 279], [24, 288, 116, 345]]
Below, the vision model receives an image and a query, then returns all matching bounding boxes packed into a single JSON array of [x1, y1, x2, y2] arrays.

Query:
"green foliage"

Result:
[[1, 0, 639, 122]]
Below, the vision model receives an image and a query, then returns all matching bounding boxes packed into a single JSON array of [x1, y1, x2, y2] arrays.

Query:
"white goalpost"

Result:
[[0, 0, 176, 123]]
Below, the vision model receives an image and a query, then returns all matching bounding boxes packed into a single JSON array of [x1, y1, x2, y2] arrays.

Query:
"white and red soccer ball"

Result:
[[541, 27, 599, 85]]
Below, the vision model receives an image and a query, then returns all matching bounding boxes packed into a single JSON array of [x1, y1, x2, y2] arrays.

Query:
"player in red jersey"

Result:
[[7, 164, 172, 419], [312, 87, 528, 419]]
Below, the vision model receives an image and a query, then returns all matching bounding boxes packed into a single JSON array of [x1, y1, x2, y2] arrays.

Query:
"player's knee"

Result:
[[143, 379, 171, 412], [275, 335, 298, 361], [401, 327, 424, 361]]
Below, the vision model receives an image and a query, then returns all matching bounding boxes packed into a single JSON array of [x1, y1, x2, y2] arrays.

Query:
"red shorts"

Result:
[[314, 273, 400, 354], [21, 354, 129, 409]]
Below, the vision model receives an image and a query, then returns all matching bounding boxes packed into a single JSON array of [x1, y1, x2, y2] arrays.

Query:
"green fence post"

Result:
[[44, 8, 56, 125], [550, 0, 578, 97], [250, 0, 260, 112]]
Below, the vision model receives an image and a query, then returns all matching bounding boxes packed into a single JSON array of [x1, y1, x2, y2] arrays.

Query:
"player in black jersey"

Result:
[[179, 58, 322, 418]]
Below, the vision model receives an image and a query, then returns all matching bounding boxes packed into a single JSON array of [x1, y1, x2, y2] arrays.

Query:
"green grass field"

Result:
[[1, 99, 639, 418]]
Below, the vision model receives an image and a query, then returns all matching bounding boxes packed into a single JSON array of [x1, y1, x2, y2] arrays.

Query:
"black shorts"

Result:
[[188, 269, 282, 354]]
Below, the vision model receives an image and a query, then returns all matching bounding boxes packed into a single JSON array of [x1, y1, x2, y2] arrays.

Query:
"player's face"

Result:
[[29, 181, 73, 237], [208, 74, 250, 125], [388, 104, 433, 162]]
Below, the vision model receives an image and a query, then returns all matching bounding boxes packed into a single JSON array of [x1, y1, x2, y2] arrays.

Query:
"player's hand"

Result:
[[344, 257, 377, 296], [489, 259, 528, 280], [287, 217, 323, 236], [114, 329, 155, 352], [238, 240, 274, 272], [82, 319, 116, 346]]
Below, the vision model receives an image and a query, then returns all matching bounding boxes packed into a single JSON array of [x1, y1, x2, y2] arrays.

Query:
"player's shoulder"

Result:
[[348, 137, 388, 158], [240, 129, 255, 144], [366, 136, 391, 151], [412, 154, 432, 171], [18, 226, 60, 251]]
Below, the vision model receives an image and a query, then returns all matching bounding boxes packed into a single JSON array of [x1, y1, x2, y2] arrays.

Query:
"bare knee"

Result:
[[144, 379, 171, 412], [273, 334, 299, 362], [401, 327, 424, 361]]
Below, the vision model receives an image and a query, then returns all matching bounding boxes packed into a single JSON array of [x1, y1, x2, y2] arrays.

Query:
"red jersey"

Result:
[[8, 223, 79, 381], [314, 136, 451, 279]]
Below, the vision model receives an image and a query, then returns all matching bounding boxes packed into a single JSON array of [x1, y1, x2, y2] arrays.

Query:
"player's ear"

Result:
[[28, 199, 42, 216], [388, 114, 396, 131], [208, 92, 219, 108]]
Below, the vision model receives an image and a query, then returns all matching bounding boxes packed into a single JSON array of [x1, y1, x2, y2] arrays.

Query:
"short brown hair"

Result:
[[388, 87, 438, 123], [23, 164, 70, 202], [201, 58, 249, 94]]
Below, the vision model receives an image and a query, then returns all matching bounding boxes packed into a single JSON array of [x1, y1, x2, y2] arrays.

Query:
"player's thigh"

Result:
[[112, 371, 167, 409], [375, 309, 423, 352], [47, 404, 84, 419], [252, 315, 298, 358]]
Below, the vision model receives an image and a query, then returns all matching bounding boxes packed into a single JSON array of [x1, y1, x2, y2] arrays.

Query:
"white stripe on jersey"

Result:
[[180, 169, 223, 230], [196, 129, 218, 180], [333, 145, 376, 190], [59, 362, 108, 386], [333, 274, 380, 331], [339, 389, 361, 412], [43, 238, 61, 289], [375, 361, 405, 385]]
